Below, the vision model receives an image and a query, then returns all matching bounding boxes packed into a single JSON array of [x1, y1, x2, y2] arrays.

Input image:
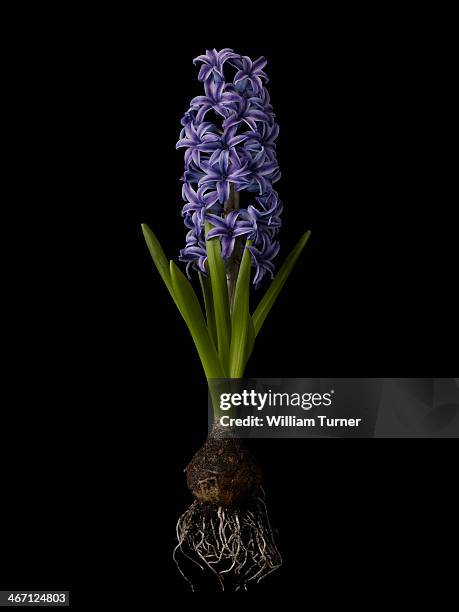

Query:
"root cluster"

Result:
[[174, 493, 282, 591]]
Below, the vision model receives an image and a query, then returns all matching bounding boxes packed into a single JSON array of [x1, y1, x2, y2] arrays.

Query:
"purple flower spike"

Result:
[[176, 49, 283, 286]]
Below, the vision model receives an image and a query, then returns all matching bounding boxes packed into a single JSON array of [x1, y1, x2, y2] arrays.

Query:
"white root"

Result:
[[173, 495, 282, 591]]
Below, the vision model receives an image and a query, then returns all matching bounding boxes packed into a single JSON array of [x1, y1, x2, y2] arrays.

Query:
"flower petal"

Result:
[[198, 64, 213, 82], [252, 56, 267, 72], [217, 180, 229, 203], [221, 236, 235, 259]]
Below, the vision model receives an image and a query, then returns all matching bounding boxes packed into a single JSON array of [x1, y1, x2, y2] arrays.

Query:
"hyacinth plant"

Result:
[[142, 49, 310, 591]]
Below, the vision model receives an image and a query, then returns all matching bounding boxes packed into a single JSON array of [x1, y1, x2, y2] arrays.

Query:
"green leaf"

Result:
[[199, 270, 217, 349], [229, 242, 252, 378], [205, 222, 231, 375], [245, 315, 255, 366], [170, 261, 225, 380], [141, 223, 181, 312], [253, 230, 311, 337]]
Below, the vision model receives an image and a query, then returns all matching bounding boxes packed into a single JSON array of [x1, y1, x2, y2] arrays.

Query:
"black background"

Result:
[[1, 16, 457, 606]]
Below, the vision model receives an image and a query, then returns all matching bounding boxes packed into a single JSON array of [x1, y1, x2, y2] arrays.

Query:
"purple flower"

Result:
[[223, 96, 269, 132], [183, 222, 201, 245], [182, 211, 204, 236], [241, 195, 281, 243], [230, 55, 268, 94], [205, 126, 248, 167], [241, 149, 279, 195], [243, 122, 279, 160], [256, 192, 283, 236], [248, 239, 280, 287], [183, 161, 205, 185], [193, 48, 239, 82], [180, 111, 194, 127], [191, 80, 241, 123], [176, 122, 220, 167], [180, 219, 208, 276], [179, 242, 208, 277], [206, 211, 253, 259], [249, 88, 274, 119], [199, 156, 251, 204], [181, 184, 220, 222]]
